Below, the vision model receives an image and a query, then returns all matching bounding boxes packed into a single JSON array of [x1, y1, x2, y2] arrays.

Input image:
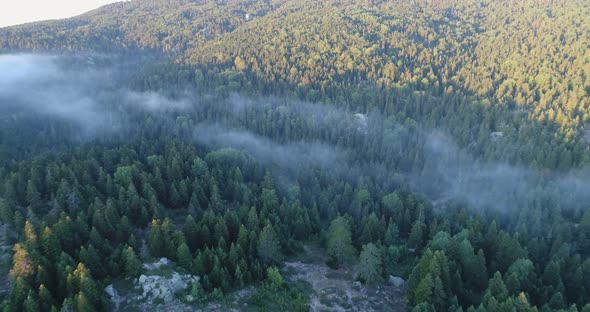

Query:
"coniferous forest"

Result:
[[0, 0, 590, 311]]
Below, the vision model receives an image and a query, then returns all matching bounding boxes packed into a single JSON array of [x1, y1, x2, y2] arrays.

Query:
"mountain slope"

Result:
[[2, 0, 588, 150], [2, 1, 590, 311], [0, 0, 286, 52]]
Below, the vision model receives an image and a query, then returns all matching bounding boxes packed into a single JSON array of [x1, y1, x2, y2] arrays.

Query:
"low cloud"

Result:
[[414, 131, 590, 218], [194, 123, 346, 172], [0, 54, 193, 136]]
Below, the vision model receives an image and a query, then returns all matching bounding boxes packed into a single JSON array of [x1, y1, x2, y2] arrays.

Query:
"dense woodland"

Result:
[[1, 0, 590, 311]]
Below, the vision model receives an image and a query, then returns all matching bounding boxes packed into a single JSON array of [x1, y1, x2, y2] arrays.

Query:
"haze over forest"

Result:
[[0, 0, 589, 311]]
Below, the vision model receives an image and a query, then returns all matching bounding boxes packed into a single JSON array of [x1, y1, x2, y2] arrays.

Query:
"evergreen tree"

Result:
[[177, 242, 193, 273], [414, 273, 434, 305], [23, 290, 39, 312], [9, 277, 30, 311], [40, 227, 60, 261], [183, 215, 199, 252], [265, 266, 284, 291], [257, 224, 281, 264], [408, 218, 425, 250], [483, 272, 509, 305], [122, 246, 142, 278], [38, 284, 54, 312], [148, 219, 164, 257], [326, 216, 355, 267], [357, 243, 383, 285], [10, 243, 35, 280]]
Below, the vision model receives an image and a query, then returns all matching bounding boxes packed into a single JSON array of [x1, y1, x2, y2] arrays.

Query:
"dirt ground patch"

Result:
[[283, 245, 407, 312]]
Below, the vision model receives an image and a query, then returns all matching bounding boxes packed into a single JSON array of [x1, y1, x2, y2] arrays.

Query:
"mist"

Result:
[[2, 53, 589, 218], [193, 123, 347, 178], [218, 93, 590, 217], [199, 93, 590, 217], [0, 54, 193, 137], [416, 131, 590, 218], [0, 54, 116, 134]]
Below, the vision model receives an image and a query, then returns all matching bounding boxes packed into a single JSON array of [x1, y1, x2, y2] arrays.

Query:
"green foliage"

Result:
[[40, 227, 60, 262], [122, 246, 142, 278], [357, 243, 383, 285], [326, 216, 356, 267], [257, 224, 282, 265], [265, 267, 284, 291], [407, 249, 450, 309], [183, 215, 200, 252], [177, 242, 193, 273], [0, 1, 589, 311], [249, 268, 310, 312]]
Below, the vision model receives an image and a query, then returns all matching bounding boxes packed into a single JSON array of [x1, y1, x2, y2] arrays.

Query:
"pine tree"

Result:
[[161, 218, 177, 259], [148, 219, 163, 257], [183, 215, 199, 252], [257, 224, 281, 264], [360, 213, 384, 244], [407, 248, 435, 303], [24, 221, 38, 248], [505, 272, 520, 295], [384, 222, 400, 246], [326, 216, 355, 267], [247, 207, 259, 231], [432, 276, 447, 310], [408, 218, 425, 250], [122, 246, 142, 278], [79, 245, 103, 279], [234, 265, 244, 288], [11, 243, 35, 280], [0, 197, 14, 225], [357, 243, 383, 285], [23, 290, 39, 312], [209, 183, 222, 211], [177, 242, 193, 273], [414, 273, 434, 304], [26, 179, 41, 210], [40, 227, 60, 261], [482, 272, 509, 304], [76, 291, 96, 312], [266, 266, 284, 291], [10, 277, 30, 311], [382, 192, 402, 217], [38, 284, 54, 312], [75, 263, 101, 310], [543, 260, 561, 286]]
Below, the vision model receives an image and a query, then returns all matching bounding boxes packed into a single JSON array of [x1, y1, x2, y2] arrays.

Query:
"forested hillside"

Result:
[[0, 0, 589, 311]]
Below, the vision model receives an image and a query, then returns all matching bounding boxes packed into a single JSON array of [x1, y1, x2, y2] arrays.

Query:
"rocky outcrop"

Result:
[[388, 276, 405, 288], [105, 258, 200, 310], [134, 272, 199, 304], [105, 284, 124, 311], [142, 257, 172, 270]]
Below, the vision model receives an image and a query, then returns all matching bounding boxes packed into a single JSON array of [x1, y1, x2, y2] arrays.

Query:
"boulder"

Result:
[[105, 284, 116, 298], [388, 276, 405, 288], [352, 281, 362, 290]]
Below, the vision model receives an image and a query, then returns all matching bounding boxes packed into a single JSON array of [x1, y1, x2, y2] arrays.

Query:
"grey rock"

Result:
[[389, 276, 405, 288]]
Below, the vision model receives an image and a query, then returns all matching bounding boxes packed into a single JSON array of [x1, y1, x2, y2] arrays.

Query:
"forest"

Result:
[[0, 0, 590, 311]]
